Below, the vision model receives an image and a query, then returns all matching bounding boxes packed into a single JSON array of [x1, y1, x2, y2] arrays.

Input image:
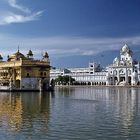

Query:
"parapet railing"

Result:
[[0, 59, 50, 68]]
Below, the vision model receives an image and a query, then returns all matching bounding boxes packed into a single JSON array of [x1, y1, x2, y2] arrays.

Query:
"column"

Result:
[[117, 69, 120, 84], [125, 67, 128, 84]]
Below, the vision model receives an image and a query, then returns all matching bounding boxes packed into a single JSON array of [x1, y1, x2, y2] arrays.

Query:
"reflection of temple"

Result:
[[82, 87, 138, 130], [56, 86, 139, 132], [0, 49, 51, 91], [0, 92, 51, 132], [67, 87, 138, 133], [116, 88, 138, 129], [0, 93, 22, 130]]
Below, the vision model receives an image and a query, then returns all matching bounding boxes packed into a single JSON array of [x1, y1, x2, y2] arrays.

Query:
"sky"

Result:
[[1, 0, 140, 68]]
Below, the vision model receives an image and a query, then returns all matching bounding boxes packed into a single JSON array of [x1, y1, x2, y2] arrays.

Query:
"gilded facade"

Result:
[[0, 49, 51, 91]]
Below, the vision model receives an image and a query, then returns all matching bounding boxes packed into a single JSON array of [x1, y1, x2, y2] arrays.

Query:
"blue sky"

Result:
[[1, 0, 140, 67]]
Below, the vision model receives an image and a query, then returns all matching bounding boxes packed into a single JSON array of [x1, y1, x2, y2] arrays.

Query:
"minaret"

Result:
[[27, 49, 33, 59], [43, 52, 49, 62], [18, 45, 19, 52], [0, 54, 3, 61]]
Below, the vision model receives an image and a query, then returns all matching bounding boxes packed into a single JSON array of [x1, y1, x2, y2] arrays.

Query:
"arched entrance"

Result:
[[128, 76, 131, 85], [120, 77, 125, 82], [114, 77, 118, 85], [15, 80, 20, 88]]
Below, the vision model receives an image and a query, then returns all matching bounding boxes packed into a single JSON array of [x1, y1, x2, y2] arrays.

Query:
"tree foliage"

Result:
[[55, 75, 75, 85]]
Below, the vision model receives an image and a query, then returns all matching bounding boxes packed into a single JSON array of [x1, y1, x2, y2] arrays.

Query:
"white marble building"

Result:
[[107, 44, 140, 86], [50, 44, 140, 86]]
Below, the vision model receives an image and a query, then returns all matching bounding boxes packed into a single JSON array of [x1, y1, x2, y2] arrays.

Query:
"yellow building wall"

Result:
[[0, 60, 50, 87], [21, 67, 50, 78], [15, 68, 21, 80]]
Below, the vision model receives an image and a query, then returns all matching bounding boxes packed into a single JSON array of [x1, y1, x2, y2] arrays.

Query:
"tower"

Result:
[[27, 49, 33, 59], [0, 54, 3, 61], [42, 52, 50, 63]]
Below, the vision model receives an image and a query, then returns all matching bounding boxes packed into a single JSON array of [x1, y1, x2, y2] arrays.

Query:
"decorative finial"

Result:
[[41, 50, 43, 57], [124, 43, 128, 47], [18, 45, 20, 52], [27, 48, 33, 58]]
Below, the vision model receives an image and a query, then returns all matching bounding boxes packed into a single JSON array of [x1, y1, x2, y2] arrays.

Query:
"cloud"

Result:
[[0, 0, 43, 25], [8, 0, 31, 13], [0, 34, 140, 59], [0, 11, 43, 25]]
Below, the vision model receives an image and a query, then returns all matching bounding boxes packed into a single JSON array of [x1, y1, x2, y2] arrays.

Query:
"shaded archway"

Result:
[[120, 77, 125, 82], [15, 80, 20, 88], [114, 77, 118, 85], [128, 76, 131, 85]]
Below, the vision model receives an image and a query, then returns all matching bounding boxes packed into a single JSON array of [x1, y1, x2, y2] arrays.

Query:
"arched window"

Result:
[[40, 72, 43, 76], [26, 73, 30, 77]]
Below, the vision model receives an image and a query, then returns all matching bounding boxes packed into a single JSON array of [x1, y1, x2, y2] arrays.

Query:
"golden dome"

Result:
[[8, 50, 26, 61]]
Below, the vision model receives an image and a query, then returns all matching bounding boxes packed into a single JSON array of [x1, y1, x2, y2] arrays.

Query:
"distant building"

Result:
[[107, 44, 140, 86], [50, 44, 140, 86], [0, 49, 51, 91]]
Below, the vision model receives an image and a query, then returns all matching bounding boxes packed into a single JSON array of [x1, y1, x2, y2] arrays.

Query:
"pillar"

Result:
[[125, 68, 128, 84]]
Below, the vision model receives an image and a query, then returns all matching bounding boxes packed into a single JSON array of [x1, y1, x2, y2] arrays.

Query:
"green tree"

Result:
[[55, 75, 75, 85]]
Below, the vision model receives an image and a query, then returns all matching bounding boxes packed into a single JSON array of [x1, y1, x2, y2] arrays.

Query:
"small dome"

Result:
[[132, 71, 137, 76], [27, 49, 33, 56], [8, 50, 26, 61], [43, 52, 49, 58], [122, 44, 129, 52], [113, 57, 119, 62], [121, 44, 132, 55], [0, 54, 3, 60]]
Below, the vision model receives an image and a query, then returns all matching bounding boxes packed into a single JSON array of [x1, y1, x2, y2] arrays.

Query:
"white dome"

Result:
[[121, 44, 132, 55], [113, 57, 119, 62], [114, 57, 117, 61], [122, 44, 129, 52], [132, 71, 138, 77], [122, 44, 129, 51]]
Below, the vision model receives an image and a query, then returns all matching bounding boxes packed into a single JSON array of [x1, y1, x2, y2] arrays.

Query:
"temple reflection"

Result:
[[0, 92, 51, 132], [56, 87, 139, 132], [0, 87, 139, 136], [0, 93, 22, 131]]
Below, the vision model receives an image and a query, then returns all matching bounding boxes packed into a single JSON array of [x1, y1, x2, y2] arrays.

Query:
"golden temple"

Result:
[[0, 49, 52, 91]]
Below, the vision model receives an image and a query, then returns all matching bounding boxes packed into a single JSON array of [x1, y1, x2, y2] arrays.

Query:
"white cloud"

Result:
[[0, 0, 43, 25], [0, 34, 139, 59], [0, 11, 43, 25], [8, 0, 31, 13]]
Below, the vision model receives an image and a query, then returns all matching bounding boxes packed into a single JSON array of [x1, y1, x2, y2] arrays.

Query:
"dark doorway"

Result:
[[128, 76, 131, 85], [114, 77, 118, 85], [15, 80, 20, 88], [120, 77, 125, 82]]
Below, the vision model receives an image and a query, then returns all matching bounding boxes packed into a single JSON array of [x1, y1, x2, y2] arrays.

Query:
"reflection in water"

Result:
[[0, 87, 139, 139], [54, 87, 140, 139], [0, 93, 22, 131], [0, 92, 51, 134], [21, 92, 51, 133]]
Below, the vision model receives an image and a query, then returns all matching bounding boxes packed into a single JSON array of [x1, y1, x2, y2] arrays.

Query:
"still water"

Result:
[[0, 87, 140, 140]]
